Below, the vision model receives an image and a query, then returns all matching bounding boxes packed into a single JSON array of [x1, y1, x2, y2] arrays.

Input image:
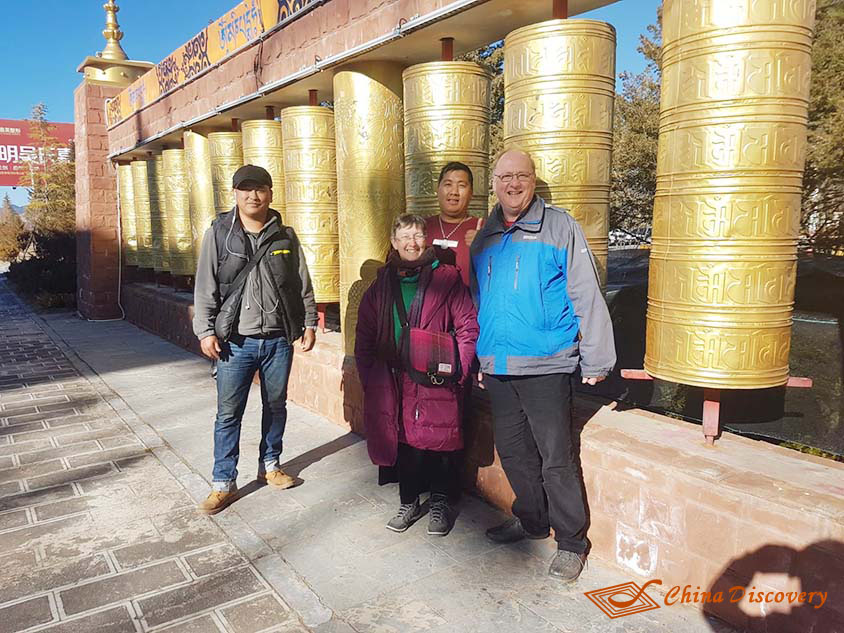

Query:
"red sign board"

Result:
[[0, 118, 74, 187]]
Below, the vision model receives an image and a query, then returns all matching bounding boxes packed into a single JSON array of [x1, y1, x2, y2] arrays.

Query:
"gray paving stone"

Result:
[[66, 445, 148, 468], [1, 553, 111, 604], [0, 483, 76, 512], [53, 425, 127, 446], [221, 593, 293, 633], [0, 480, 22, 496], [0, 421, 45, 436], [5, 409, 74, 426], [0, 508, 29, 531], [98, 435, 143, 449], [17, 441, 101, 466], [0, 454, 13, 469], [35, 605, 136, 633], [157, 614, 224, 632], [0, 595, 54, 632], [0, 514, 88, 551], [253, 554, 333, 629], [27, 462, 116, 491], [0, 438, 55, 458], [0, 458, 65, 484], [1, 405, 38, 417], [33, 496, 92, 521], [183, 544, 246, 577], [138, 566, 265, 628], [59, 560, 188, 615], [12, 423, 88, 443], [112, 509, 221, 569]]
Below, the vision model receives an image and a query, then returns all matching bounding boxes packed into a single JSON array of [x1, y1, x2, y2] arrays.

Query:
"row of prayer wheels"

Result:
[[118, 0, 815, 392]]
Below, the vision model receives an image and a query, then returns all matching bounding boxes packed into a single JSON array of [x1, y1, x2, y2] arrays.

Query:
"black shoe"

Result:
[[386, 498, 423, 532], [485, 517, 550, 544], [549, 550, 587, 582], [427, 494, 452, 536]]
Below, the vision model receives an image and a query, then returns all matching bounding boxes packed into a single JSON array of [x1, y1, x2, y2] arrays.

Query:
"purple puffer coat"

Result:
[[354, 263, 478, 466]]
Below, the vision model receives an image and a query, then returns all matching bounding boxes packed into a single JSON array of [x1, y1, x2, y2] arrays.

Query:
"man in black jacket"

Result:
[[193, 164, 317, 514]]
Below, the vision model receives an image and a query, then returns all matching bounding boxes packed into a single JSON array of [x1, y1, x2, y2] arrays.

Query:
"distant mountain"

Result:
[[11, 204, 24, 215]]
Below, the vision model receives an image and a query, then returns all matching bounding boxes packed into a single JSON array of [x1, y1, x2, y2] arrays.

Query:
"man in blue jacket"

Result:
[[471, 149, 616, 583]]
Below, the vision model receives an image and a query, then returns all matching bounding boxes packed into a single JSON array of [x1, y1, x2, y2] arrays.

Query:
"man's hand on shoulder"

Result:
[[300, 328, 316, 352], [200, 335, 222, 361]]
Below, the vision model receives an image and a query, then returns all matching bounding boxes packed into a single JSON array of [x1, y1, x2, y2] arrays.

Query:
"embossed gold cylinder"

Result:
[[334, 62, 406, 352], [184, 131, 216, 261], [645, 0, 815, 389], [117, 164, 138, 267], [503, 20, 615, 284], [162, 149, 195, 276], [208, 132, 244, 215], [281, 106, 339, 303], [403, 62, 491, 217], [147, 154, 170, 272], [130, 160, 154, 269], [241, 120, 286, 214]]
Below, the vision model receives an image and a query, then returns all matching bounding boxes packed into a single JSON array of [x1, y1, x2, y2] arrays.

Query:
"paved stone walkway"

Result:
[[0, 279, 306, 633], [0, 277, 738, 633]]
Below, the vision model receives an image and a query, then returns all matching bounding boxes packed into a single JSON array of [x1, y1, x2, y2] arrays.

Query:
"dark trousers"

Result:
[[397, 442, 459, 504], [484, 373, 587, 554]]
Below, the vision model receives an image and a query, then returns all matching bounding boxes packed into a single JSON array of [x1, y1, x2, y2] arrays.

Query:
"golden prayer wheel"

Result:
[[208, 132, 243, 215], [117, 164, 138, 267], [334, 62, 406, 352], [162, 149, 195, 276], [184, 131, 216, 261], [403, 62, 491, 217], [130, 160, 154, 269], [645, 0, 815, 389], [241, 119, 286, 214], [147, 154, 170, 272], [503, 19, 615, 284], [281, 106, 340, 303]]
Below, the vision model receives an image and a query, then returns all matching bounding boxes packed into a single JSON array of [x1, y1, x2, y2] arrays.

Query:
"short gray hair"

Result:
[[391, 213, 427, 238]]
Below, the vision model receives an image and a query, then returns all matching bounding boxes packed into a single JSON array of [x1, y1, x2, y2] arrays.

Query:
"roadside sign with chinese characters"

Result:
[[0, 118, 74, 187]]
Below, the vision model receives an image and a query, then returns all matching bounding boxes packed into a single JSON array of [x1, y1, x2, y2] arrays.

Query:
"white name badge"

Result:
[[438, 363, 453, 373], [432, 238, 459, 249]]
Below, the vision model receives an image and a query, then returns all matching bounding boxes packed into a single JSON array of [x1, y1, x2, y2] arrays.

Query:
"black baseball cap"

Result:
[[232, 164, 272, 189]]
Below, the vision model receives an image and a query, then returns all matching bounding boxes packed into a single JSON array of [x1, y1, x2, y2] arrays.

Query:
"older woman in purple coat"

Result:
[[355, 214, 479, 536]]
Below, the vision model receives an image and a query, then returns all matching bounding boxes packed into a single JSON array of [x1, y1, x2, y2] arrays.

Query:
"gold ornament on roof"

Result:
[[100, 1, 128, 61]]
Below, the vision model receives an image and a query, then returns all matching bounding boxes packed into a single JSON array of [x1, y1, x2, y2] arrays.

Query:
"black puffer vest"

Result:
[[212, 208, 306, 341]]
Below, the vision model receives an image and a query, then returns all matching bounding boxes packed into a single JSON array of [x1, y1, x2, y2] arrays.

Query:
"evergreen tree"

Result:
[[0, 194, 26, 262]]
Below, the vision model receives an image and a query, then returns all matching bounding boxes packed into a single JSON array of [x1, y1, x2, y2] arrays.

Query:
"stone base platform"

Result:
[[124, 282, 844, 632]]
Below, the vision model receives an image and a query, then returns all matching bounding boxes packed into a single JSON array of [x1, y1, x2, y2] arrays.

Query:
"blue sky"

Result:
[[1, 0, 660, 206]]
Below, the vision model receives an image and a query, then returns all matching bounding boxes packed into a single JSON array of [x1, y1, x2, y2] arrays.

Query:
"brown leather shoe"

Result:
[[258, 470, 296, 489], [198, 489, 236, 515]]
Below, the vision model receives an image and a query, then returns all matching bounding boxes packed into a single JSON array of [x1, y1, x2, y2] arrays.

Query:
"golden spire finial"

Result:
[[100, 0, 128, 60]]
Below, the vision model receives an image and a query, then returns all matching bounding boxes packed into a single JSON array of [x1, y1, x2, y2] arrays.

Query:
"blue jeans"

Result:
[[212, 335, 293, 490]]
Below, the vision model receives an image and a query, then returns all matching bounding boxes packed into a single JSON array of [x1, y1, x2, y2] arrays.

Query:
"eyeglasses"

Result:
[[494, 172, 534, 183], [394, 233, 425, 243]]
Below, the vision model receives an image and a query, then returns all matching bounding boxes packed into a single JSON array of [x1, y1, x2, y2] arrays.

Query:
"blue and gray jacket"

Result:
[[470, 196, 616, 377]]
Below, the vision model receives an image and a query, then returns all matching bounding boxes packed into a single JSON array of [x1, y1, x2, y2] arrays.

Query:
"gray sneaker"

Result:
[[549, 550, 587, 583], [386, 498, 423, 532], [427, 494, 452, 536]]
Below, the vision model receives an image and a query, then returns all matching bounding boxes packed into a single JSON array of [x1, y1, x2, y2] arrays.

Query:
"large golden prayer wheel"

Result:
[[184, 131, 216, 260], [503, 19, 615, 283], [645, 0, 815, 389], [241, 120, 286, 214], [162, 149, 195, 276], [208, 132, 243, 215], [334, 63, 406, 352], [130, 160, 154, 269], [403, 62, 491, 217], [281, 106, 340, 303], [147, 155, 170, 272], [117, 164, 138, 267]]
